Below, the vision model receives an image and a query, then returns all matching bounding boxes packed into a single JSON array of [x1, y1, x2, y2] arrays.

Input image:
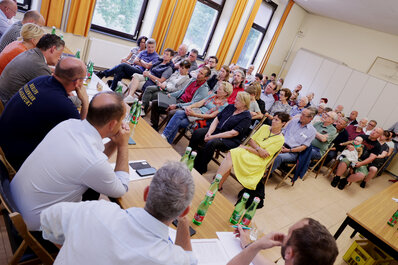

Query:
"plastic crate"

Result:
[[343, 240, 393, 265]]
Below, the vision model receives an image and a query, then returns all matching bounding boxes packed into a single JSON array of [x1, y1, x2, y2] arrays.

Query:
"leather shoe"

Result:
[[338, 178, 348, 190], [331, 176, 340, 187]]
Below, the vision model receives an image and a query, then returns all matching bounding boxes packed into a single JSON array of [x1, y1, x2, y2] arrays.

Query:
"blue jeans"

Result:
[[104, 63, 143, 90], [162, 110, 190, 144], [310, 146, 322, 160], [271, 152, 298, 173]]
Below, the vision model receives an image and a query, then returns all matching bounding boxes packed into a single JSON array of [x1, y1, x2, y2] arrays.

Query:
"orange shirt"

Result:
[[0, 41, 28, 75]]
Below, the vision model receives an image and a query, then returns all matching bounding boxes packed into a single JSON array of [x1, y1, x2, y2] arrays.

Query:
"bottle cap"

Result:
[[138, 101, 142, 104], [186, 147, 192, 152], [206, 191, 213, 197], [253, 197, 260, 203], [190, 151, 197, 157], [215, 174, 222, 180], [243, 192, 250, 199]]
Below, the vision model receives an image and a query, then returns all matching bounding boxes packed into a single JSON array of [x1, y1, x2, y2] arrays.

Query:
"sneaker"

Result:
[[160, 134, 167, 139], [124, 95, 135, 104], [360, 180, 366, 188], [338, 178, 348, 190], [96, 71, 105, 79], [331, 176, 340, 187]]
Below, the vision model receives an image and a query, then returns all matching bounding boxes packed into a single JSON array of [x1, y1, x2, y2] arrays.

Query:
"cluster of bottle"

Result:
[[51, 26, 63, 40], [192, 173, 260, 227], [86, 61, 94, 79], [125, 98, 142, 125], [180, 147, 197, 172], [387, 209, 398, 228]]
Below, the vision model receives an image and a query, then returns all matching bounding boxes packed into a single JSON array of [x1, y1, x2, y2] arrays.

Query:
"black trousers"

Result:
[[189, 128, 240, 174]]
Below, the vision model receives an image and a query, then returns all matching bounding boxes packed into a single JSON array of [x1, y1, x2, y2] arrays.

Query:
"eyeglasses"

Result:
[[368, 123, 376, 127]]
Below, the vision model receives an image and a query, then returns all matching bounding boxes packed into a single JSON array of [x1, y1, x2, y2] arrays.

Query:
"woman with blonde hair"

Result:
[[0, 23, 44, 74]]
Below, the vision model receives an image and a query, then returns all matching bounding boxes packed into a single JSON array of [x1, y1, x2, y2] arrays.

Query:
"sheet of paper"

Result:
[[191, 239, 230, 265], [216, 232, 254, 265], [111, 160, 154, 181]]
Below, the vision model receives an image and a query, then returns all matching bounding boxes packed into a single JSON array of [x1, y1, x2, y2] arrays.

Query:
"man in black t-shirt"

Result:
[[331, 128, 383, 190]]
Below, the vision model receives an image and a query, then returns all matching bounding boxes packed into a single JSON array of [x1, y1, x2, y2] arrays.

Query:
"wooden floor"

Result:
[[1, 116, 397, 264]]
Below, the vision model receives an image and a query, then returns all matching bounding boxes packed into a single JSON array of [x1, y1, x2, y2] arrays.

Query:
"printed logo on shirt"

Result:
[[19, 83, 39, 107], [300, 132, 308, 139]]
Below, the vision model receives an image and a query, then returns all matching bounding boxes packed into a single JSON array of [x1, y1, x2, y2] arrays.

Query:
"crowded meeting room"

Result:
[[0, 0, 398, 264]]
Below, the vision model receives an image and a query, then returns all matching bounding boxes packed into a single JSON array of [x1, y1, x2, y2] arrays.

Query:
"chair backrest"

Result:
[[264, 149, 281, 186], [242, 114, 267, 145]]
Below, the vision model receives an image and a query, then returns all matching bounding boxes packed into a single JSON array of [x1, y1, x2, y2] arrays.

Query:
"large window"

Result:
[[236, 1, 277, 68], [183, 0, 225, 58], [91, 0, 148, 40]]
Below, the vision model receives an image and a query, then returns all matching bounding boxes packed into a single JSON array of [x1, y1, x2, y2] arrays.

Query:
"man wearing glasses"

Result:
[[0, 57, 88, 171], [364, 119, 377, 135], [0, 0, 17, 38], [270, 107, 317, 173]]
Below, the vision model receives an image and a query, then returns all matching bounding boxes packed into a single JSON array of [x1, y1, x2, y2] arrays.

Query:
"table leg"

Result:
[[334, 216, 350, 239], [350, 229, 357, 238]]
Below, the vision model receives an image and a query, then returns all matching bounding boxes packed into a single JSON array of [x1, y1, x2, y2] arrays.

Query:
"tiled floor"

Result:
[[1, 115, 397, 264]]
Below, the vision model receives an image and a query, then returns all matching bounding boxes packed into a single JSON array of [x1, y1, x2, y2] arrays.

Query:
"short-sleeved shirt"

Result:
[[283, 118, 316, 148], [249, 100, 260, 113], [227, 85, 244, 104], [359, 134, 381, 161], [136, 50, 159, 71], [346, 125, 365, 141], [215, 104, 252, 142], [311, 122, 337, 155], [128, 47, 141, 64], [180, 80, 206, 103], [199, 94, 228, 114], [269, 100, 292, 115], [0, 76, 80, 170]]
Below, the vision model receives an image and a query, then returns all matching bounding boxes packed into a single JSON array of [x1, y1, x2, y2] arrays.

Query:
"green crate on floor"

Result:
[[343, 240, 393, 265]]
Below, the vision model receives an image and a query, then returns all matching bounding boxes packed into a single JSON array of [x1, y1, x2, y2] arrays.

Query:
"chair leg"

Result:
[[315, 158, 327, 178], [9, 240, 28, 265], [326, 160, 338, 179], [275, 165, 296, 190], [172, 129, 186, 145]]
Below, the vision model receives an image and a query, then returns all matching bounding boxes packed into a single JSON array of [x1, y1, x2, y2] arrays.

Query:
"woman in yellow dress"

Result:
[[216, 112, 290, 190]]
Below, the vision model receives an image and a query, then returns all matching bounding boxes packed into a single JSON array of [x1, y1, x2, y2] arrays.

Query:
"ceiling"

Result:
[[293, 0, 398, 36]]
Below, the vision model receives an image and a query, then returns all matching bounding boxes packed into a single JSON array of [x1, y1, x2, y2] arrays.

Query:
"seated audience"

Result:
[[312, 102, 326, 124], [172, 43, 188, 66], [324, 117, 349, 165], [0, 57, 88, 170], [124, 48, 174, 102], [255, 73, 263, 83], [364, 119, 377, 135], [270, 108, 317, 174], [121, 36, 147, 67], [290, 96, 308, 117], [360, 130, 393, 187], [245, 84, 262, 120], [334, 104, 344, 114], [97, 38, 158, 91], [346, 118, 367, 140], [40, 162, 196, 265], [347, 110, 358, 125], [0, 23, 44, 74], [207, 64, 230, 91], [216, 112, 289, 191], [0, 34, 64, 105], [227, 218, 338, 265], [179, 48, 198, 73], [141, 59, 191, 115], [150, 66, 210, 131], [189, 91, 252, 174], [162, 81, 231, 144], [0, 10, 45, 53], [260, 81, 276, 113], [228, 69, 245, 104], [0, 0, 17, 38], [267, 88, 292, 120], [264, 73, 276, 86], [191, 55, 218, 79], [10, 91, 130, 231], [331, 127, 383, 190], [244, 64, 255, 86], [288, 90, 298, 106]]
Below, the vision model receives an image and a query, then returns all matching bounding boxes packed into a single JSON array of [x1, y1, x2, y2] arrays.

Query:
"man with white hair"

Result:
[[363, 119, 377, 135], [309, 111, 338, 161], [244, 64, 255, 86], [40, 162, 197, 265], [334, 104, 344, 114], [172, 43, 188, 66], [0, 0, 17, 37], [290, 96, 308, 117]]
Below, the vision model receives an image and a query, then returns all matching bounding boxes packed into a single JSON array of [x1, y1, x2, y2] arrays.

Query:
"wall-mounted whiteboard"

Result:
[[283, 49, 398, 128], [368, 57, 398, 85]]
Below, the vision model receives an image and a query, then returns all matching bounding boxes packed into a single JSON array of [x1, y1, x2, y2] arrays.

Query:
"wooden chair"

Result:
[[263, 150, 282, 186], [0, 147, 16, 181], [303, 144, 334, 180], [376, 153, 395, 176], [274, 162, 297, 190], [0, 160, 55, 265]]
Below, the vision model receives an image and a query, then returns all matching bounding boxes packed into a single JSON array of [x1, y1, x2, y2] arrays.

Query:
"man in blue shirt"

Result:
[[270, 107, 317, 173], [97, 38, 159, 91], [0, 57, 88, 170]]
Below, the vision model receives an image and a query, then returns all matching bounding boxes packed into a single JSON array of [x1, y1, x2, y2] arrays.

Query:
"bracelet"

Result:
[[244, 241, 254, 248]]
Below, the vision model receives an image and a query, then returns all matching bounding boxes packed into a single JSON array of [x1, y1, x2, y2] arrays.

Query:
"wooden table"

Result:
[[334, 182, 398, 259]]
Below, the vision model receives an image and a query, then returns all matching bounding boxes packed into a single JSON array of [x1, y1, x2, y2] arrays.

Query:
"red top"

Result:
[[228, 85, 244, 104], [180, 80, 205, 103], [0, 41, 28, 75], [346, 125, 364, 141]]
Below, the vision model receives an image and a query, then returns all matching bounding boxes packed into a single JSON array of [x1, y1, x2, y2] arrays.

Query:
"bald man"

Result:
[[0, 10, 45, 52], [10, 91, 130, 231], [0, 57, 89, 170], [0, 0, 17, 37]]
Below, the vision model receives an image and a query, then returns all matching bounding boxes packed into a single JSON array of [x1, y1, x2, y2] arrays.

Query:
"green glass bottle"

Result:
[[87, 61, 94, 79], [193, 191, 213, 226], [180, 147, 192, 164], [240, 197, 260, 227], [115, 82, 123, 94], [186, 151, 197, 171], [125, 98, 138, 122], [230, 192, 250, 224], [387, 210, 398, 227], [208, 174, 222, 205], [75, 49, 81, 59], [51, 26, 56, 35], [131, 101, 142, 125]]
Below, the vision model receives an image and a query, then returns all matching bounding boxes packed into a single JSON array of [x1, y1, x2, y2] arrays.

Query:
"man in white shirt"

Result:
[[0, 0, 17, 37], [10, 91, 130, 231], [364, 119, 377, 135], [244, 64, 255, 86], [227, 218, 338, 265], [40, 162, 197, 265]]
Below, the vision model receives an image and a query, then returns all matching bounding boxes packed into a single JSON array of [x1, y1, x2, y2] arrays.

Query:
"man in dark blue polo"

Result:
[[0, 57, 88, 170]]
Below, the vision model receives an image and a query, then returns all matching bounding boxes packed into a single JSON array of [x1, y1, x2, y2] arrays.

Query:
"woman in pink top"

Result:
[[0, 23, 44, 74]]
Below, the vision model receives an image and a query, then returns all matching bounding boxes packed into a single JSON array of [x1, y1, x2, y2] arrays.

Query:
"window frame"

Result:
[[17, 0, 32, 11], [90, 0, 149, 41], [186, 0, 225, 59], [239, 0, 278, 67]]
